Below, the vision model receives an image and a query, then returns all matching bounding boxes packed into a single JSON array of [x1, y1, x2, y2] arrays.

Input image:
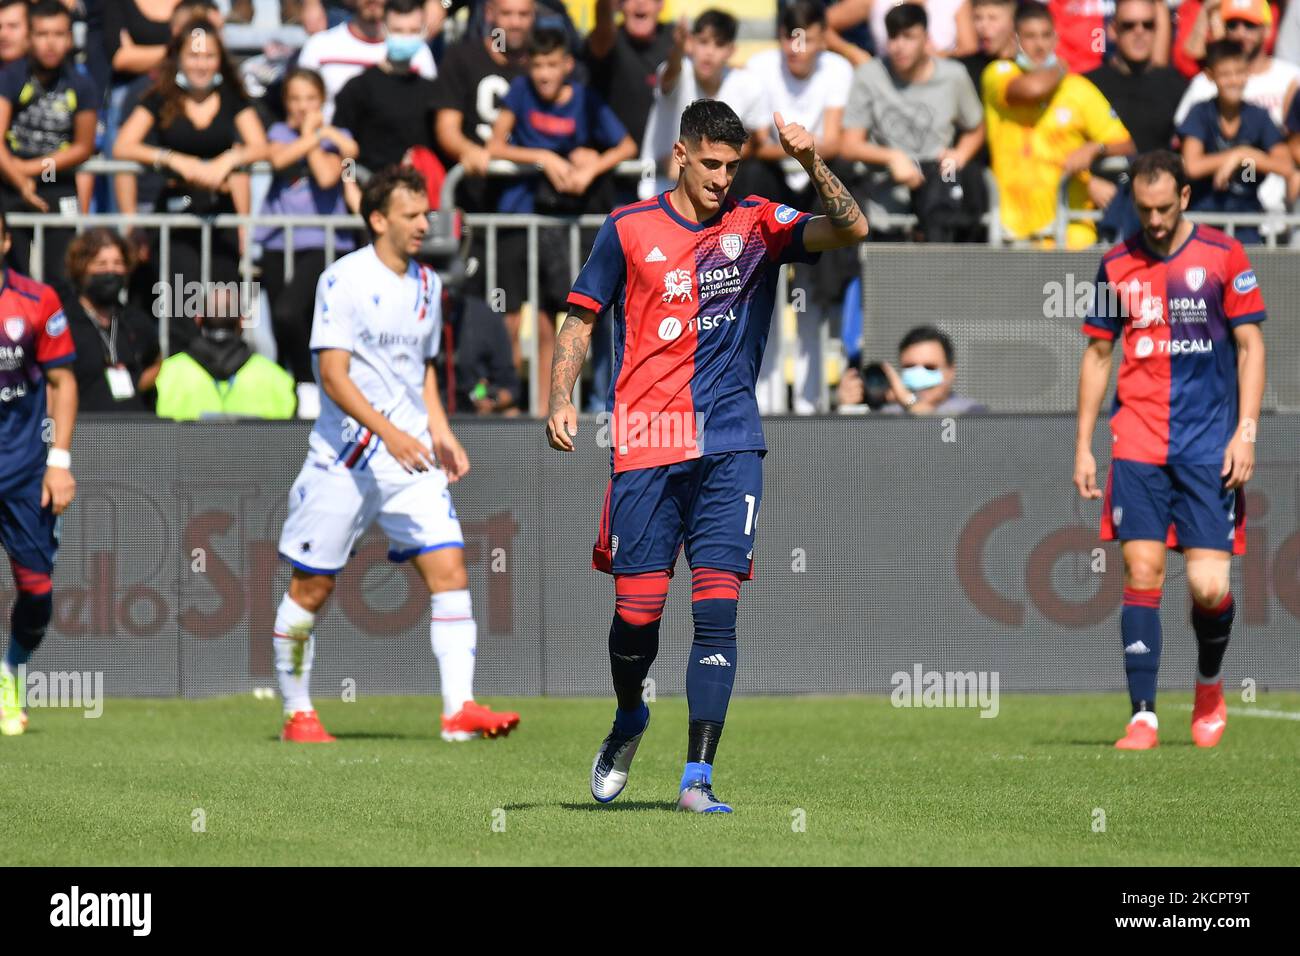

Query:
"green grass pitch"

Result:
[[3, 693, 1298, 866]]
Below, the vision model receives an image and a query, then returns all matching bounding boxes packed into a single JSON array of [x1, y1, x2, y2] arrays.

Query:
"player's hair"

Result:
[[899, 325, 955, 366], [360, 165, 428, 237], [779, 0, 827, 37], [282, 67, 326, 103], [0, 0, 26, 10], [1014, 0, 1053, 28], [678, 98, 747, 150], [384, 0, 424, 17], [65, 230, 136, 290], [1204, 39, 1248, 69], [28, 0, 73, 25], [1130, 150, 1190, 192], [528, 26, 569, 56], [885, 2, 928, 38], [694, 9, 738, 45], [970, 0, 1016, 9]]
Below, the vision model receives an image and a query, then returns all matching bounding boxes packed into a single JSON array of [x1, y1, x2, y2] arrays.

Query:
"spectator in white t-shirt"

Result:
[[746, 0, 857, 415], [745, 0, 853, 197], [296, 0, 437, 121], [641, 10, 765, 196]]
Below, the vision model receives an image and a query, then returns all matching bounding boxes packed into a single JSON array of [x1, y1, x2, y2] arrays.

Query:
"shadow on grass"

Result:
[[499, 801, 678, 813], [268, 732, 425, 742], [1056, 739, 1197, 748]]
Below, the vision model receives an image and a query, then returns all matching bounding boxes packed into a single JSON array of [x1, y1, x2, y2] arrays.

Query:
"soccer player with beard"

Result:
[[546, 99, 868, 811], [1075, 150, 1267, 750]]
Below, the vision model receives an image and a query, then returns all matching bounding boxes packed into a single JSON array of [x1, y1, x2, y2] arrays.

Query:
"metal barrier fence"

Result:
[[19, 157, 1299, 414], [6, 416, 1296, 698]]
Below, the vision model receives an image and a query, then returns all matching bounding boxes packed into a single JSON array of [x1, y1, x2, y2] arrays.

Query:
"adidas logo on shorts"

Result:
[[698, 654, 731, 667]]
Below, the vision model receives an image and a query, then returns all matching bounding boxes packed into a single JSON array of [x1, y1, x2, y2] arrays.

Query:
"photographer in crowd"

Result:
[[838, 325, 986, 415]]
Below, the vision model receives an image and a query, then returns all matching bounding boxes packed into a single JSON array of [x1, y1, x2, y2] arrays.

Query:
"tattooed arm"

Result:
[[545, 305, 598, 451], [772, 112, 869, 251]]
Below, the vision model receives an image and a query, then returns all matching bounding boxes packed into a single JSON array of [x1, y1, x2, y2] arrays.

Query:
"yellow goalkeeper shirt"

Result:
[[983, 60, 1131, 248]]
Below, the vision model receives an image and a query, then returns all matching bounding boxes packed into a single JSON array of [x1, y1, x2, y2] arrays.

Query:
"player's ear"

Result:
[[1179, 184, 1191, 212], [673, 139, 687, 171]]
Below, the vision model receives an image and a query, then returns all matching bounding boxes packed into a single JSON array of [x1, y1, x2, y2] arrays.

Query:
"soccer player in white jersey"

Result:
[[273, 166, 520, 743]]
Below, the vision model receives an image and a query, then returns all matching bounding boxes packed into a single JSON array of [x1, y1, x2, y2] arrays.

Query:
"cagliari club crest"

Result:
[[4, 317, 24, 342], [1185, 266, 1206, 292], [720, 233, 743, 261]]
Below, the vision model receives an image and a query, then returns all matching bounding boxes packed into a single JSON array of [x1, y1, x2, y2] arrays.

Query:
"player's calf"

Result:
[[1187, 554, 1234, 748], [1, 562, 53, 736], [588, 572, 667, 801], [680, 569, 741, 809], [1116, 584, 1162, 748], [273, 592, 334, 743]]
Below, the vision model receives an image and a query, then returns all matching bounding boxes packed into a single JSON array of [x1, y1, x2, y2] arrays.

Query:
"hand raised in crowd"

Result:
[[671, 14, 689, 52]]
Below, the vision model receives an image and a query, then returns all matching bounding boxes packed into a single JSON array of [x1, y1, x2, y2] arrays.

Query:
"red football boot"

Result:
[[1115, 714, 1159, 750], [281, 710, 336, 743], [440, 700, 521, 742], [1191, 680, 1228, 748]]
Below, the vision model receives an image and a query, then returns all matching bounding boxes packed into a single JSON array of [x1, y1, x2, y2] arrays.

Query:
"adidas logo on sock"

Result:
[[644, 246, 667, 262], [698, 654, 731, 667], [1124, 640, 1151, 654]]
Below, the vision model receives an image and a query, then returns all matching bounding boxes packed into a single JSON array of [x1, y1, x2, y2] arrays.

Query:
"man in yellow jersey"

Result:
[[983, 2, 1135, 247]]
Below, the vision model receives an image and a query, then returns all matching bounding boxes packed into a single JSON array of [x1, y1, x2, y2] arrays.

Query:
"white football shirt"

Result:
[[297, 21, 437, 121], [309, 244, 443, 462]]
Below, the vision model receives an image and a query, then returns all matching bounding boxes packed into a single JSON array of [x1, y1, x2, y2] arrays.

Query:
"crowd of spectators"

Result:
[[7, 0, 1300, 419]]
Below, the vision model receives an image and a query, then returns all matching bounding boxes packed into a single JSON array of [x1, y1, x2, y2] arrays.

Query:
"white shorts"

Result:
[[278, 441, 464, 574]]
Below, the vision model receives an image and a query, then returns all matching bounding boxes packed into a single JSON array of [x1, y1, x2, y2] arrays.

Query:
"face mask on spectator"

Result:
[[201, 315, 241, 344], [1015, 49, 1056, 72], [902, 365, 945, 392], [176, 70, 223, 93], [84, 272, 125, 307], [386, 33, 424, 65]]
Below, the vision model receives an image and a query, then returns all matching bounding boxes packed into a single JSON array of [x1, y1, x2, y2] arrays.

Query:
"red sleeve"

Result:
[[755, 197, 818, 265], [1223, 242, 1266, 327], [34, 288, 74, 368]]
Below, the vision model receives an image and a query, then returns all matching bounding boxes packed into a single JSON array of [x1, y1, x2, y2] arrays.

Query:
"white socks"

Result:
[[431, 589, 476, 717], [273, 595, 316, 715]]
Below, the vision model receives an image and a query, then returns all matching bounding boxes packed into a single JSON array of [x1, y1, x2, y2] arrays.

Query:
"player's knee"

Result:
[[614, 571, 670, 627], [1186, 561, 1230, 610], [691, 568, 741, 624], [1123, 560, 1165, 592], [289, 572, 335, 613]]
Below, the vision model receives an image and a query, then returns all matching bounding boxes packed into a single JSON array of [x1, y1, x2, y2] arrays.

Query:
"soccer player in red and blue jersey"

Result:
[[1075, 150, 1266, 751], [0, 208, 78, 736], [546, 99, 868, 812]]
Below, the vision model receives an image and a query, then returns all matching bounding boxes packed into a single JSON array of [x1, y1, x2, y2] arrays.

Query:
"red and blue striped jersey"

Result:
[[1082, 225, 1266, 465], [567, 191, 818, 473], [0, 268, 73, 493]]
